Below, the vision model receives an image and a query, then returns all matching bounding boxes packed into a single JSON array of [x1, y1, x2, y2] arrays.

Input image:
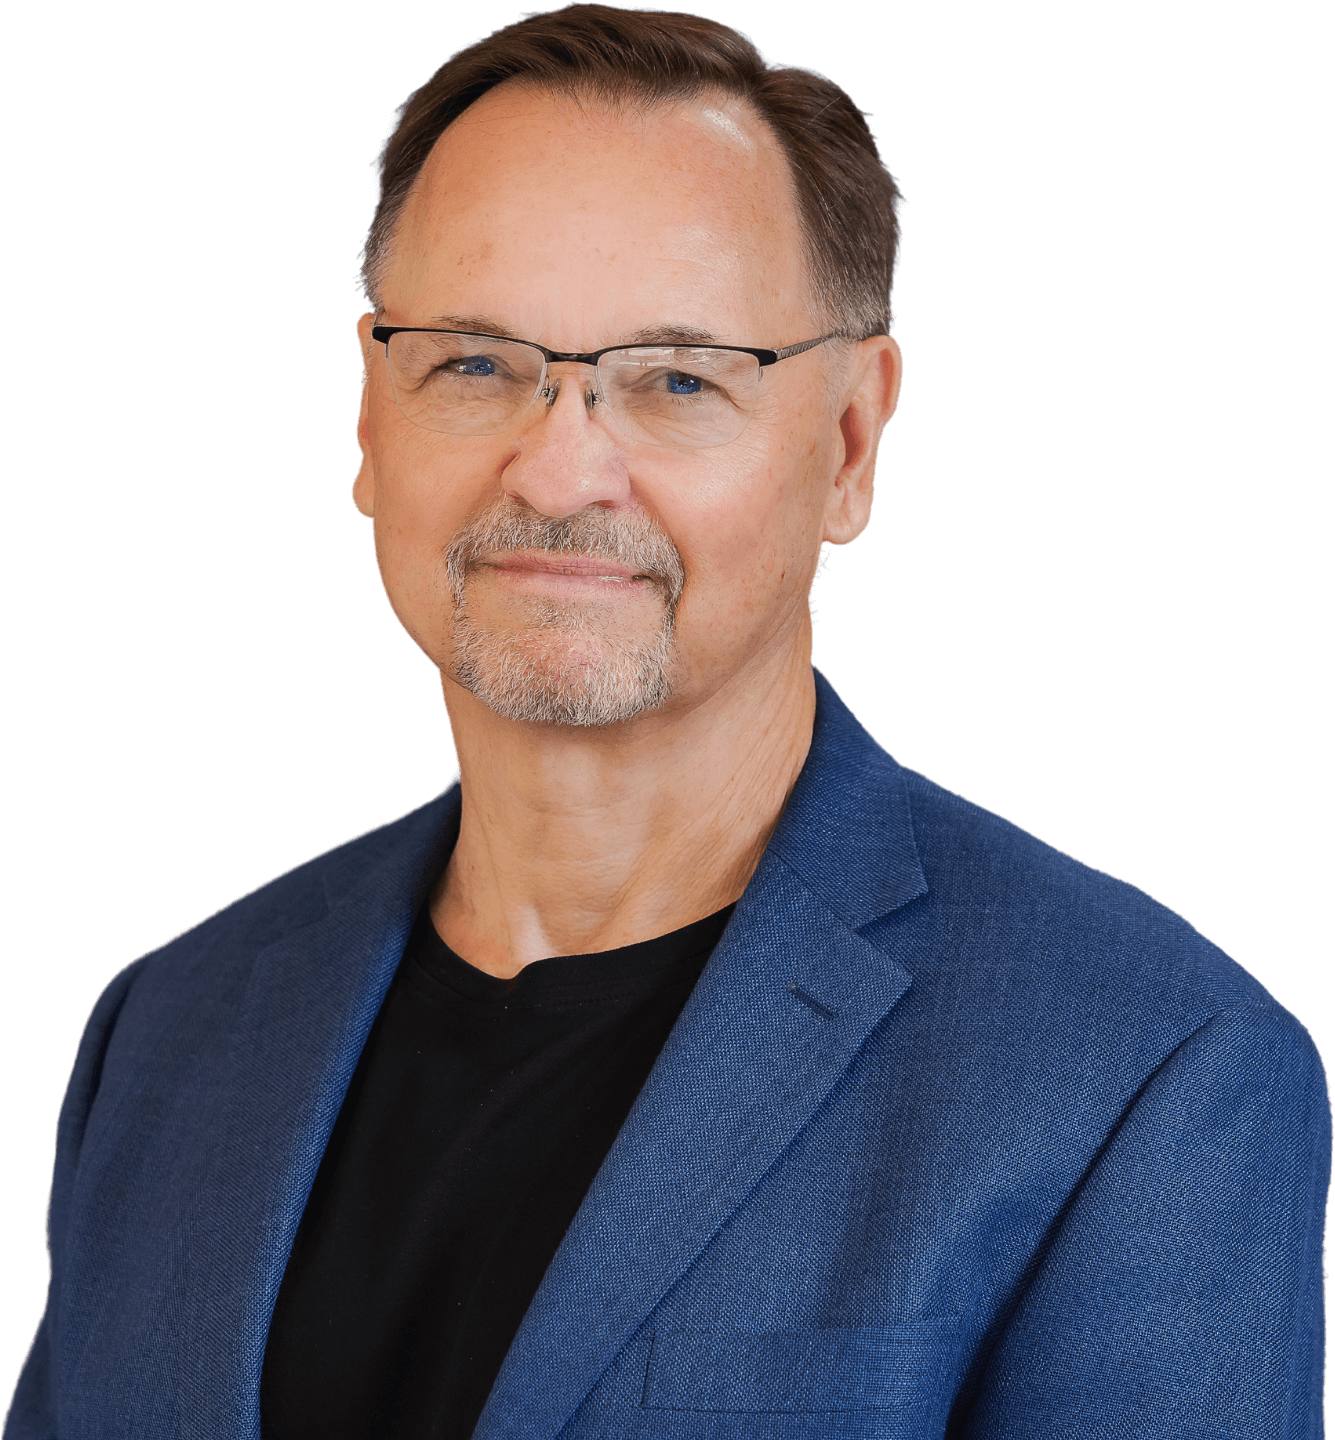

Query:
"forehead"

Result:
[[380, 83, 811, 347]]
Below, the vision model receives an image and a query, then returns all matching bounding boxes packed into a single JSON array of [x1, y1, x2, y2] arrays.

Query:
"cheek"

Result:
[[369, 424, 502, 643], [371, 509, 453, 661], [373, 396, 501, 536], [646, 422, 828, 630], [374, 453, 453, 584]]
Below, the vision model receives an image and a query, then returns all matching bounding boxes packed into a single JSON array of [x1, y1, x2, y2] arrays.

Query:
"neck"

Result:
[[430, 637, 816, 977]]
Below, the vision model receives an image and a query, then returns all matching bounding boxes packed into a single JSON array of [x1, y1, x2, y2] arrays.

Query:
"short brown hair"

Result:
[[363, 4, 901, 338]]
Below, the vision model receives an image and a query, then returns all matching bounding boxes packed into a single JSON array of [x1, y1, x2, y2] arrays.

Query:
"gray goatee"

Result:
[[443, 497, 686, 727]]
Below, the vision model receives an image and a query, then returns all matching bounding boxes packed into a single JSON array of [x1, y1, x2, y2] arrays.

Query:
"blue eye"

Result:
[[454, 355, 496, 377], [665, 371, 703, 395]]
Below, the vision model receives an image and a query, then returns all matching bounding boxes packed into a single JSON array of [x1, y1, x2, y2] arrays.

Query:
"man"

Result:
[[6, 5, 1328, 1438]]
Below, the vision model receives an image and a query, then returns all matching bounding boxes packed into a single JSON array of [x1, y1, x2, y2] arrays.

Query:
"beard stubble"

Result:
[[442, 496, 687, 727]]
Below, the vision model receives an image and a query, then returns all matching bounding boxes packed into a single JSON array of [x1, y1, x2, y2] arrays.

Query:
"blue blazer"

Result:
[[7, 674, 1328, 1439]]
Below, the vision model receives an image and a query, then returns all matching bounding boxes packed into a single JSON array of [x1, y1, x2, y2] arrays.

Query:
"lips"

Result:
[[481, 551, 648, 582]]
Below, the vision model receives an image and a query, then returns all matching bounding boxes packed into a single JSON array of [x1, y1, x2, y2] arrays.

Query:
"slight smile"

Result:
[[479, 552, 658, 597]]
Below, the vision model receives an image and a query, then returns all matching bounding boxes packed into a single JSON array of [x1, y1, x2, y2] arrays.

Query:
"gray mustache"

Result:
[[444, 498, 686, 606]]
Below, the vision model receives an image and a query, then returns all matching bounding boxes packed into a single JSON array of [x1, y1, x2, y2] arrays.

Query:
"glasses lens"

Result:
[[384, 332, 545, 435], [598, 347, 762, 449]]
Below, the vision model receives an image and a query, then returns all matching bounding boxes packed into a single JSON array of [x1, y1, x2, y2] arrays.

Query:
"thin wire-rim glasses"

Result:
[[370, 325, 842, 450]]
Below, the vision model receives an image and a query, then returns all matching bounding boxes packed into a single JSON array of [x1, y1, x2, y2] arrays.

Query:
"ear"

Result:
[[353, 313, 378, 517], [822, 336, 902, 545]]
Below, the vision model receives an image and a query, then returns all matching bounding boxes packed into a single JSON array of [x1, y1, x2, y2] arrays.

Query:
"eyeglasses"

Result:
[[370, 326, 841, 450]]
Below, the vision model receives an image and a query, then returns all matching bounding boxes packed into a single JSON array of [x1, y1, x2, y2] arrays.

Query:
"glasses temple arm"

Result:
[[769, 331, 848, 364]]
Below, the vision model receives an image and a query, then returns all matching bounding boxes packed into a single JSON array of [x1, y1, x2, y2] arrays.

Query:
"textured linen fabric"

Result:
[[260, 902, 732, 1439], [5, 671, 1329, 1440]]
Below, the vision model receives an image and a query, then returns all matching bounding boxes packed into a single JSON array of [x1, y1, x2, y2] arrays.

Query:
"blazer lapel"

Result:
[[475, 672, 928, 1440]]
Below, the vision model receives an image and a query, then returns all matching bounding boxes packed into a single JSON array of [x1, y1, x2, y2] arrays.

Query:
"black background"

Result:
[[7, 2, 1324, 1405]]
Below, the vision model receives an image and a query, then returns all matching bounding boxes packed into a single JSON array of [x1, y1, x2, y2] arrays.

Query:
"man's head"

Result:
[[353, 5, 903, 729]]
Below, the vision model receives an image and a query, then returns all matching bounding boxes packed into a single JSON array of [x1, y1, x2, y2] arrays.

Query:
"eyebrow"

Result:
[[424, 315, 726, 349], [427, 314, 527, 340], [623, 323, 724, 347]]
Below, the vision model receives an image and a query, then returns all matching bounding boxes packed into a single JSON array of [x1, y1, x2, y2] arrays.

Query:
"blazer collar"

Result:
[[767, 668, 927, 928]]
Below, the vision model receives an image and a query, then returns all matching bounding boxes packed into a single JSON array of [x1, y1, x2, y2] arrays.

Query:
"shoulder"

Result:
[[107, 788, 459, 1009], [61, 790, 459, 1146], [879, 767, 1328, 1102]]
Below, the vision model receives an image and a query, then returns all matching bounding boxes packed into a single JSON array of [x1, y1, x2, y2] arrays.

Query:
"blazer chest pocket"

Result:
[[643, 1320, 964, 1413]]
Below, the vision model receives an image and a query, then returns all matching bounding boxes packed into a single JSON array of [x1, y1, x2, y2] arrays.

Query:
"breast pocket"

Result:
[[643, 1320, 964, 1414]]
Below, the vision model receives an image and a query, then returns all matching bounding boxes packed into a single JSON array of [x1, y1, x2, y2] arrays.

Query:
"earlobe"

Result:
[[353, 398, 376, 517], [820, 443, 873, 547]]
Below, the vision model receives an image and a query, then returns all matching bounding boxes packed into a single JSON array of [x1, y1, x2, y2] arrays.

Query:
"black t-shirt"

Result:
[[260, 900, 733, 1440]]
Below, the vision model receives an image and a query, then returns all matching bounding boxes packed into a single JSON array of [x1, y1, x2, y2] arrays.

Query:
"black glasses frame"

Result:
[[369, 326, 841, 368]]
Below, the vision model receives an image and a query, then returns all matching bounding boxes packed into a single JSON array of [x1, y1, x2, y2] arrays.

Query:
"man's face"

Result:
[[355, 83, 891, 727]]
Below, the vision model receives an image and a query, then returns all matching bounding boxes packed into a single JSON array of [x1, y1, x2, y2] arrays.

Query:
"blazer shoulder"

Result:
[[133, 788, 458, 984], [895, 766, 1280, 1024], [52, 790, 456, 1134]]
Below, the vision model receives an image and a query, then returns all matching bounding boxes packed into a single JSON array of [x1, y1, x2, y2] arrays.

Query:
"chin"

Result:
[[450, 611, 675, 728]]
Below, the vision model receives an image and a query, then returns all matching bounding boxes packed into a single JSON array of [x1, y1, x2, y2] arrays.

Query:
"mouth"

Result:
[[477, 550, 658, 597]]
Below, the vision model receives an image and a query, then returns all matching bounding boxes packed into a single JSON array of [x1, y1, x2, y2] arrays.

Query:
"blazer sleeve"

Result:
[[963, 1003, 1330, 1440], [4, 959, 145, 1440]]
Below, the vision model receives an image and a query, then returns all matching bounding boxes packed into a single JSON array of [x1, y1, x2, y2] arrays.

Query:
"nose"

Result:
[[500, 363, 631, 520]]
